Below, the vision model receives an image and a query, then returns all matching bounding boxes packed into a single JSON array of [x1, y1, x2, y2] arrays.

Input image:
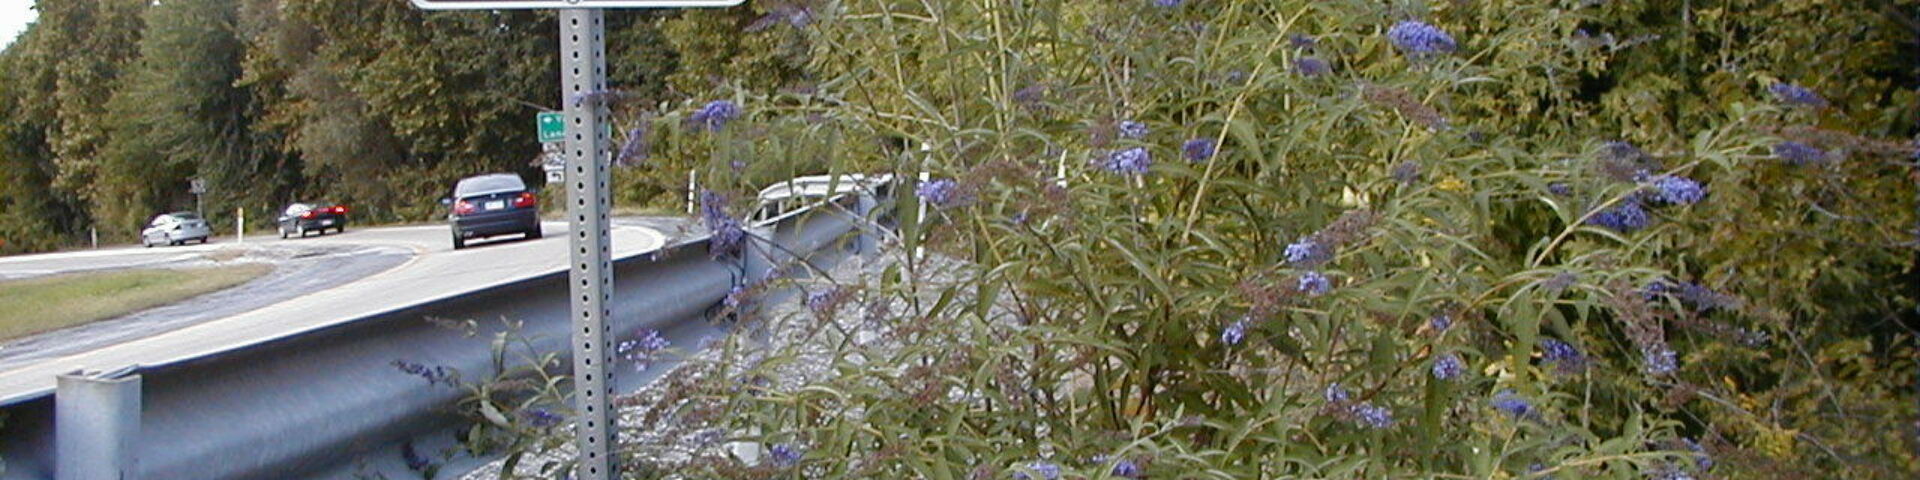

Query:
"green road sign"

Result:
[[537, 112, 565, 143]]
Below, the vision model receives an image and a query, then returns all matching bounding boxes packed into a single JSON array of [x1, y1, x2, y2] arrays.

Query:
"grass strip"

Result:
[[0, 264, 273, 341]]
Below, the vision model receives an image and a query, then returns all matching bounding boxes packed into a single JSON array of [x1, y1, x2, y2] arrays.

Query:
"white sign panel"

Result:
[[411, 0, 742, 9]]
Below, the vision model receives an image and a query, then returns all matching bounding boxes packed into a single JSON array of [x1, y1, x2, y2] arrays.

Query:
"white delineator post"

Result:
[[236, 208, 245, 244], [560, 8, 618, 479]]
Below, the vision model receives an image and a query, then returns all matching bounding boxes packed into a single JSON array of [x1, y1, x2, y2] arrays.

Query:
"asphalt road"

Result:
[[0, 218, 683, 404]]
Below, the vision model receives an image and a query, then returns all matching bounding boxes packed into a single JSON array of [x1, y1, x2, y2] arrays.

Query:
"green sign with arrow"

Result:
[[537, 111, 565, 143]]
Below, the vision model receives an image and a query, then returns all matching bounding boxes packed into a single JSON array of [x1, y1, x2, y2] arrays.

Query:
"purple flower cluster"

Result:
[[1117, 120, 1150, 140], [392, 360, 454, 386], [1541, 338, 1586, 374], [618, 329, 670, 371], [806, 287, 850, 315], [617, 125, 649, 166], [1319, 382, 1393, 428], [1297, 271, 1332, 296], [916, 178, 968, 209], [723, 284, 748, 310], [1153, 0, 1183, 7], [699, 190, 746, 257], [1431, 353, 1465, 380], [1352, 402, 1395, 428], [1647, 175, 1706, 205], [1492, 390, 1534, 419], [1099, 147, 1154, 176], [520, 408, 563, 428], [1644, 280, 1736, 312], [1221, 316, 1251, 346], [1388, 21, 1458, 57], [1284, 238, 1334, 267], [1428, 314, 1453, 333], [1182, 138, 1217, 162], [690, 100, 741, 132], [769, 443, 804, 468], [1642, 344, 1678, 375], [1014, 460, 1061, 480], [1294, 56, 1332, 77], [1324, 383, 1351, 403], [1772, 141, 1828, 165], [1769, 82, 1827, 108], [1092, 455, 1144, 478], [1588, 199, 1650, 232]]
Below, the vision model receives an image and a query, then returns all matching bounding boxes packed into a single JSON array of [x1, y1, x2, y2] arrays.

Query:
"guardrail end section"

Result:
[[56, 368, 140, 480]]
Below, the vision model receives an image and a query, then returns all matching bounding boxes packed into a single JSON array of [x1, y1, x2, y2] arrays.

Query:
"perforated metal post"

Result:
[[560, 8, 617, 479]]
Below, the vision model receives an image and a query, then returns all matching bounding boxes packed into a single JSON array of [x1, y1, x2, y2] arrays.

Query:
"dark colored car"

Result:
[[278, 202, 350, 238], [443, 173, 542, 249]]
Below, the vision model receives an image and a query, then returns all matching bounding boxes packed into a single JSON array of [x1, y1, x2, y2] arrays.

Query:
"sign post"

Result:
[[409, 1, 743, 478], [189, 178, 206, 217]]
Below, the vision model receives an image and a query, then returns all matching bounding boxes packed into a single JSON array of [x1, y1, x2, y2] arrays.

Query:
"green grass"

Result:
[[0, 265, 273, 342]]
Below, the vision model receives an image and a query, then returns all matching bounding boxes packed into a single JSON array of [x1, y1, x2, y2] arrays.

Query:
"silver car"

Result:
[[141, 212, 212, 247]]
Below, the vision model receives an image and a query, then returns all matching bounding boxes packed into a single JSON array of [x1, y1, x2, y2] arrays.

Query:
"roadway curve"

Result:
[[0, 218, 682, 404]]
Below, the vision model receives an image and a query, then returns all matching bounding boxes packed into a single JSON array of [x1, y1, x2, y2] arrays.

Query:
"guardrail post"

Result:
[[56, 368, 141, 480], [854, 192, 878, 256]]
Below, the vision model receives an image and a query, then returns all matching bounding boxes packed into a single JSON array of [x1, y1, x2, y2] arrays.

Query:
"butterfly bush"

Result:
[[502, 1, 1920, 478]]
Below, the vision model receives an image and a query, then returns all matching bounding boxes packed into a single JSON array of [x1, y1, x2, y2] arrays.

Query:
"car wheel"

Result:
[[336, 225, 346, 234], [143, 238, 153, 248], [452, 233, 467, 250], [297, 225, 306, 237], [280, 228, 289, 239], [526, 227, 543, 240], [199, 237, 209, 244]]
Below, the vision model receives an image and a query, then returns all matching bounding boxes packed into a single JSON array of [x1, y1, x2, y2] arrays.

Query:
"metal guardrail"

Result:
[[0, 193, 884, 480]]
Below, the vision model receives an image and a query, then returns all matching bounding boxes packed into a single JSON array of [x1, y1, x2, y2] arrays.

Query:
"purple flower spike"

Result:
[[915, 178, 968, 208], [1772, 141, 1828, 165], [689, 100, 741, 132], [1648, 175, 1705, 205], [1769, 82, 1827, 108], [1431, 353, 1464, 380], [1492, 390, 1534, 419], [1183, 138, 1217, 162], [1294, 56, 1332, 76], [1388, 21, 1457, 57], [1297, 271, 1332, 296], [1221, 317, 1250, 346], [1352, 402, 1395, 428], [1588, 199, 1650, 232], [1099, 147, 1153, 176]]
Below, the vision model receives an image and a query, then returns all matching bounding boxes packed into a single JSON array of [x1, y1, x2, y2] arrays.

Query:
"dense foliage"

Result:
[[4, 0, 1918, 478], [0, 0, 808, 252], [560, 0, 1919, 479]]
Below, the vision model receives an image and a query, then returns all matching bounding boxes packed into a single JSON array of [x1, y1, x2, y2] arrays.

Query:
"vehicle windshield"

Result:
[[170, 212, 201, 220], [454, 175, 526, 197], [285, 204, 312, 215]]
